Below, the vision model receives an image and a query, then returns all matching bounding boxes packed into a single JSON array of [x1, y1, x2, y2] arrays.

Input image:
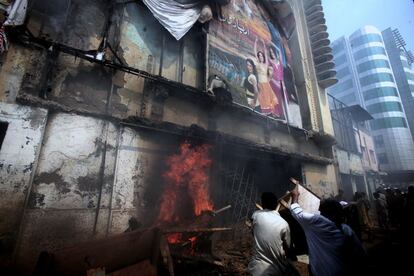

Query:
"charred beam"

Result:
[[15, 93, 333, 165], [162, 227, 232, 234]]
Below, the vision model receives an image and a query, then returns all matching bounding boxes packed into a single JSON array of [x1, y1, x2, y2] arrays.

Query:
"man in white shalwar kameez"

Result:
[[248, 192, 298, 276]]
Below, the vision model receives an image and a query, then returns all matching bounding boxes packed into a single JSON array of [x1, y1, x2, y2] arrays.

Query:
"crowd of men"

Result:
[[248, 179, 414, 276]]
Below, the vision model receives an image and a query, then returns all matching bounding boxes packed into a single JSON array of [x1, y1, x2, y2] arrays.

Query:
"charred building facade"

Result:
[[0, 0, 337, 272], [328, 94, 382, 201]]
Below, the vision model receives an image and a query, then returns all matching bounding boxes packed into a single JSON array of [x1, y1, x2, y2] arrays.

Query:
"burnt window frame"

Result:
[[130, 1, 206, 89], [156, 24, 205, 89], [0, 121, 8, 151]]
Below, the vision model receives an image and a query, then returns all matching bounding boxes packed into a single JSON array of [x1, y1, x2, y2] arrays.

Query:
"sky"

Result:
[[322, 0, 414, 52]]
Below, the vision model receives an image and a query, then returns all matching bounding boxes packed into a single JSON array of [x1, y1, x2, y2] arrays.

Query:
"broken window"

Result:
[[369, 150, 376, 164], [361, 145, 367, 160], [182, 28, 204, 88], [0, 121, 8, 151]]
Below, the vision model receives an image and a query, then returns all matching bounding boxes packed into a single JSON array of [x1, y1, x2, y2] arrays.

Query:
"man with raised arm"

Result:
[[289, 178, 366, 276]]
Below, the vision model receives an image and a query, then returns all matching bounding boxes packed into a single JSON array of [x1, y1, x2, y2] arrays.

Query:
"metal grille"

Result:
[[328, 94, 359, 153], [216, 165, 259, 224]]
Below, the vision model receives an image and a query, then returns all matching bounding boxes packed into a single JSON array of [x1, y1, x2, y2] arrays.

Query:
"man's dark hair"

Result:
[[319, 199, 344, 228], [261, 192, 278, 210], [373, 192, 379, 199]]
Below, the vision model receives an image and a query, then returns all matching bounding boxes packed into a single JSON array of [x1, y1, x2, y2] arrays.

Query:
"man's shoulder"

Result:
[[341, 223, 355, 236], [277, 215, 290, 228], [253, 209, 279, 216], [253, 210, 286, 221], [271, 211, 290, 226]]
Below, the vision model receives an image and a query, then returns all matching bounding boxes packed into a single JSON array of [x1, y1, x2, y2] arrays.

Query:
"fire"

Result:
[[167, 233, 183, 244], [158, 142, 214, 225], [167, 233, 198, 253]]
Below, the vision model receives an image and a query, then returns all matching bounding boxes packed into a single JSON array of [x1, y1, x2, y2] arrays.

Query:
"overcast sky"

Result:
[[322, 0, 414, 52]]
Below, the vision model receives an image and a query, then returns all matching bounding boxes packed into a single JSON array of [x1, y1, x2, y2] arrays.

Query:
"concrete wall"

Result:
[[12, 113, 184, 270], [289, 0, 335, 137], [303, 163, 338, 198], [334, 147, 372, 200], [0, 45, 30, 103], [336, 148, 364, 175], [109, 127, 179, 234], [0, 103, 48, 259], [16, 113, 117, 269], [356, 129, 379, 172]]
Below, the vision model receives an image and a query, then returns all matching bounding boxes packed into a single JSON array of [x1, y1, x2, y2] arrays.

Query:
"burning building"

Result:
[[0, 0, 338, 273]]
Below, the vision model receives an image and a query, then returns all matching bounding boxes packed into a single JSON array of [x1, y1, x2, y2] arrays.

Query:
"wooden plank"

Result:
[[278, 179, 320, 213], [297, 184, 320, 213], [171, 253, 224, 267], [107, 259, 157, 276], [48, 228, 160, 276], [159, 235, 175, 276], [162, 227, 232, 234]]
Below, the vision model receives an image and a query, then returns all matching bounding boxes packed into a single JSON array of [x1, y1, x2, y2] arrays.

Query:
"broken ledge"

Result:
[[16, 93, 333, 165]]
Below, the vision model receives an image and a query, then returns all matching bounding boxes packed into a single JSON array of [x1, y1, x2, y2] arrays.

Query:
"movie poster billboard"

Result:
[[208, 0, 302, 127]]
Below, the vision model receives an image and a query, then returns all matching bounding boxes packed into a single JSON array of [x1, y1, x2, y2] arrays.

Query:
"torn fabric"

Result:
[[4, 0, 28, 26], [142, 0, 202, 40], [0, 25, 8, 53]]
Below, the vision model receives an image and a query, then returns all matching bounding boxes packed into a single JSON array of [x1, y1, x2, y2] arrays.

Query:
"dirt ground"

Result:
[[362, 227, 412, 276], [211, 223, 411, 276], [212, 224, 309, 276]]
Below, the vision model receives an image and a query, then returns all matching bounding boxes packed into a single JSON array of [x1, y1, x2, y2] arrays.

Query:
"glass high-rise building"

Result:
[[382, 28, 414, 146], [328, 26, 414, 177]]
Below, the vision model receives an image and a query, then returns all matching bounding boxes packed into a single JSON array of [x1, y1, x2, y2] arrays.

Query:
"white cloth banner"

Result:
[[142, 0, 202, 40], [4, 0, 28, 26]]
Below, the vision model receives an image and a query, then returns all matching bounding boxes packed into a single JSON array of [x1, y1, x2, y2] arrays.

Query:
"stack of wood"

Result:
[[161, 205, 233, 275]]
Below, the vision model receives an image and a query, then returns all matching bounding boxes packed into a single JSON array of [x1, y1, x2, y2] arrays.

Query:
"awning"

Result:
[[334, 105, 373, 122]]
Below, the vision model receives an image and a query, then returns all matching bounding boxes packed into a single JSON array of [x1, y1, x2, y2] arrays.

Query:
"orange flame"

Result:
[[167, 233, 183, 244], [158, 142, 214, 226]]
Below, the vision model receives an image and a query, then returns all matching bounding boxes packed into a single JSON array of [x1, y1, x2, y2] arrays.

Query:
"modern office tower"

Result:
[[328, 26, 414, 184], [329, 36, 361, 106], [382, 28, 414, 143]]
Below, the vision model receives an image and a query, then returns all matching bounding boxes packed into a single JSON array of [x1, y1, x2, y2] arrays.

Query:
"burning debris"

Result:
[[152, 142, 245, 274], [155, 142, 217, 256], [158, 142, 214, 224]]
